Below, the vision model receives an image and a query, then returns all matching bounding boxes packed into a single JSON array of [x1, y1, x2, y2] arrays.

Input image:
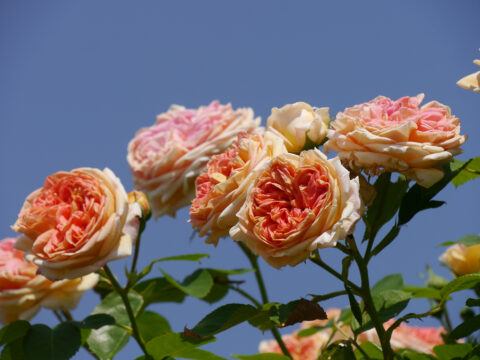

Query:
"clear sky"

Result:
[[1, 1, 479, 359]]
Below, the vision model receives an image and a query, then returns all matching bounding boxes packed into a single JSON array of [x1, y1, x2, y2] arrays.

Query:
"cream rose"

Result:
[[127, 101, 260, 218], [190, 131, 287, 245], [440, 243, 480, 276], [230, 149, 362, 268], [0, 237, 98, 324], [12, 168, 141, 280], [457, 52, 480, 93], [267, 102, 330, 153], [324, 94, 467, 187]]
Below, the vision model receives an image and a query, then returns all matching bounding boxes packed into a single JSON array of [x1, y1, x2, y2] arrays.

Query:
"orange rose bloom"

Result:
[[12, 168, 141, 280], [230, 150, 362, 268]]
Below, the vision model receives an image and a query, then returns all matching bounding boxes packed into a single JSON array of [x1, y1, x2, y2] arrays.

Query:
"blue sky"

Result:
[[1, 1, 479, 359]]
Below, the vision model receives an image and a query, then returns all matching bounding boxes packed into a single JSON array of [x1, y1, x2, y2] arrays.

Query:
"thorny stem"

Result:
[[237, 242, 293, 359], [347, 235, 394, 360], [104, 265, 149, 358]]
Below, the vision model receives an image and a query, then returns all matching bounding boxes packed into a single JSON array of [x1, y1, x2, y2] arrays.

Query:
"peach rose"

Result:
[[259, 331, 329, 360], [457, 52, 480, 93], [230, 149, 362, 268], [359, 319, 444, 355], [440, 243, 480, 276], [324, 95, 467, 187], [190, 131, 287, 245], [127, 101, 260, 218], [0, 237, 98, 324], [267, 102, 330, 153], [12, 168, 142, 280]]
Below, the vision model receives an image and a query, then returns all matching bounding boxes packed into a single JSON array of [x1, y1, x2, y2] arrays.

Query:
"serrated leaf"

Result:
[[399, 161, 469, 225], [160, 269, 214, 298], [23, 323, 81, 360], [451, 157, 480, 187], [232, 354, 291, 360], [0, 321, 30, 347], [318, 341, 355, 360], [449, 314, 480, 339], [403, 286, 442, 300], [439, 234, 480, 247], [87, 291, 143, 360], [354, 341, 383, 359], [433, 344, 473, 360], [466, 298, 480, 307], [372, 274, 404, 294], [176, 348, 228, 360], [190, 304, 258, 337], [396, 349, 436, 360], [137, 311, 171, 342], [440, 274, 480, 300], [363, 173, 408, 241], [297, 326, 323, 338], [1, 337, 26, 360], [73, 314, 115, 329], [145, 332, 215, 358], [134, 277, 187, 304]]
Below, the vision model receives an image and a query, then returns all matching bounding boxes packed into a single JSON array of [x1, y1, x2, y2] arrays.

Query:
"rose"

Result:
[[12, 168, 142, 280], [0, 237, 98, 324], [266, 102, 330, 153], [190, 131, 287, 245], [324, 94, 467, 187], [230, 149, 362, 268], [127, 101, 260, 218], [440, 243, 480, 276], [457, 55, 480, 93], [358, 319, 445, 354]]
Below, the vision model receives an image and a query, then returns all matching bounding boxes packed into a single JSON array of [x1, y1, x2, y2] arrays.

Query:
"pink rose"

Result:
[[324, 95, 467, 187], [190, 131, 287, 245], [230, 149, 362, 268], [127, 101, 260, 217], [0, 237, 98, 324], [259, 332, 329, 360], [12, 168, 141, 280]]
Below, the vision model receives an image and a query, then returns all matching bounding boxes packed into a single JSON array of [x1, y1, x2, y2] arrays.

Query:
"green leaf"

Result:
[[137, 311, 171, 342], [73, 314, 115, 329], [297, 326, 323, 338], [372, 274, 404, 294], [439, 234, 480, 247], [175, 348, 228, 360], [190, 303, 258, 337], [231, 354, 291, 360], [433, 344, 473, 360], [23, 323, 81, 360], [86, 291, 143, 360], [396, 349, 436, 360], [466, 298, 480, 307], [134, 277, 187, 304], [0, 321, 30, 347], [1, 338, 26, 360], [403, 286, 442, 300], [160, 269, 214, 298], [440, 274, 480, 300], [451, 157, 480, 187], [352, 290, 411, 333], [354, 341, 383, 359], [145, 332, 215, 359], [399, 161, 469, 226], [363, 173, 408, 241], [449, 314, 480, 339]]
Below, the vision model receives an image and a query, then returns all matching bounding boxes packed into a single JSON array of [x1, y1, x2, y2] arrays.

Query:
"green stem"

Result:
[[52, 310, 63, 323], [309, 254, 362, 294], [347, 235, 393, 360], [311, 290, 348, 302], [227, 285, 262, 308], [130, 232, 143, 276], [104, 265, 149, 357], [237, 243, 292, 359]]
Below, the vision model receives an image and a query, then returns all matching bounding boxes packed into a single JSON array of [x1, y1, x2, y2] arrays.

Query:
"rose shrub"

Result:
[[324, 94, 466, 187], [127, 101, 260, 217], [12, 168, 141, 280], [0, 237, 98, 324], [230, 149, 362, 268]]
